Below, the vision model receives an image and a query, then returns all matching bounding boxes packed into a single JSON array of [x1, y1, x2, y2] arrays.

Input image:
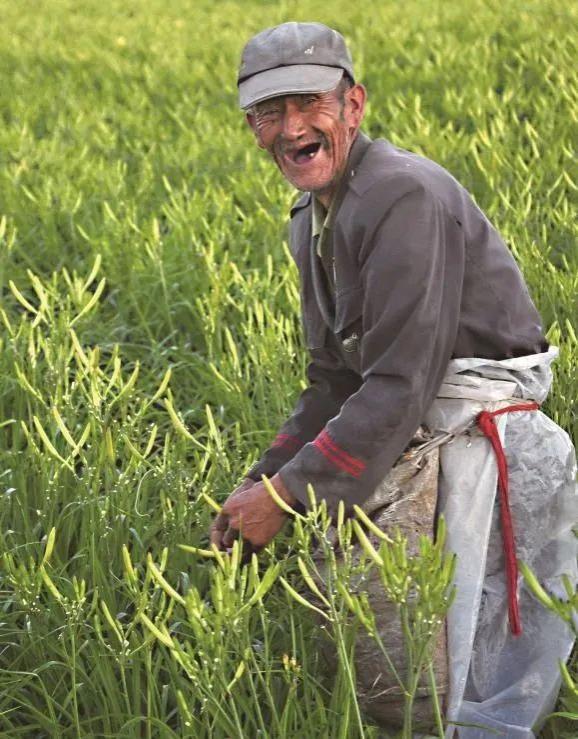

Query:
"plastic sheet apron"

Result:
[[422, 347, 578, 738]]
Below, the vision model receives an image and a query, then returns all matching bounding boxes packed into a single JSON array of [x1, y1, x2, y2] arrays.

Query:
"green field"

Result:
[[1, 0, 576, 736]]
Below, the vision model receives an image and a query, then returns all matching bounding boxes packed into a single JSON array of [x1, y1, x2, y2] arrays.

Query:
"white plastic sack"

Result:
[[423, 347, 578, 738]]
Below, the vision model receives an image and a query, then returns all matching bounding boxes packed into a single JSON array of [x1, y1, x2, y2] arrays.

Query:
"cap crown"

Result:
[[238, 22, 354, 84]]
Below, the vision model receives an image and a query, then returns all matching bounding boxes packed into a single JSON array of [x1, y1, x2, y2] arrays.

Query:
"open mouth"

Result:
[[291, 141, 322, 165]]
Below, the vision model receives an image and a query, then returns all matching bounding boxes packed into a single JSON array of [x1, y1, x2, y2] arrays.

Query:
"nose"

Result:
[[281, 100, 307, 141]]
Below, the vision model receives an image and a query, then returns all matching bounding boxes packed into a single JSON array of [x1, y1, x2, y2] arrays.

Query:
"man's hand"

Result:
[[210, 474, 296, 552], [210, 477, 255, 550]]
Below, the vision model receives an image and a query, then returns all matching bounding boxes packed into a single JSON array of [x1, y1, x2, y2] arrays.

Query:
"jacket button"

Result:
[[342, 332, 359, 352]]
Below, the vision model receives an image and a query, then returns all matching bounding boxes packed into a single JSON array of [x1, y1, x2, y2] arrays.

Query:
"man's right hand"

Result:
[[210, 477, 255, 550]]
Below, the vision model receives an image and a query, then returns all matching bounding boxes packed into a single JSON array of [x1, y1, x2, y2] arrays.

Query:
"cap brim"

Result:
[[239, 64, 344, 110]]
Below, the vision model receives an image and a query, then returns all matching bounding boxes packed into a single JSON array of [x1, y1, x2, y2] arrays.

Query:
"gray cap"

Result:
[[238, 22, 355, 110]]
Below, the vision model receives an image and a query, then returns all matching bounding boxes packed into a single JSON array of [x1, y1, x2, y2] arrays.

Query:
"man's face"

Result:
[[246, 82, 366, 199]]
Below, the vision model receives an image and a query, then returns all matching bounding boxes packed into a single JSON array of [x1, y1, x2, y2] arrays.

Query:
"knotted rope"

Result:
[[476, 401, 540, 636]]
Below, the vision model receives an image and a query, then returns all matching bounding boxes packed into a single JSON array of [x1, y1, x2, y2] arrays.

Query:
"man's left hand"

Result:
[[211, 474, 296, 552]]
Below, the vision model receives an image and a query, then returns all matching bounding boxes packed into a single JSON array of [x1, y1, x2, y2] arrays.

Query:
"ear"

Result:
[[246, 112, 266, 150], [345, 83, 367, 129]]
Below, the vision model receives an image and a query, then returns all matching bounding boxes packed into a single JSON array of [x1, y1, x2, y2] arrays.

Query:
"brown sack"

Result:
[[315, 434, 448, 731]]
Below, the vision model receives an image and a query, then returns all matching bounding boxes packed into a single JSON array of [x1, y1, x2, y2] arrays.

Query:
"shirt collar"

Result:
[[311, 195, 327, 238]]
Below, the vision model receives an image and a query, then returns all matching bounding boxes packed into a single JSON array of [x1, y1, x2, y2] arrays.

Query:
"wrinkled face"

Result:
[[246, 82, 366, 202]]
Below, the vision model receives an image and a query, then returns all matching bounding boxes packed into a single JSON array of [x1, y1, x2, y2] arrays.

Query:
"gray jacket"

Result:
[[248, 131, 547, 509]]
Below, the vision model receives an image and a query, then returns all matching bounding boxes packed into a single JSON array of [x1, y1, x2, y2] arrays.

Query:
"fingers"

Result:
[[222, 526, 257, 564], [210, 513, 253, 559], [209, 480, 269, 557], [222, 525, 239, 549], [209, 479, 255, 550], [210, 512, 228, 549], [220, 499, 242, 548], [211, 519, 260, 563]]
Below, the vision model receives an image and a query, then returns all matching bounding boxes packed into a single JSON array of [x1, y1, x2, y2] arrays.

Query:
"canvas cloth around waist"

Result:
[[376, 347, 560, 474], [425, 347, 557, 432]]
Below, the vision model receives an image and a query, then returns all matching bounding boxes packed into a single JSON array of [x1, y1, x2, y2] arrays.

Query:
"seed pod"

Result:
[[72, 423, 91, 457], [226, 660, 246, 692], [69, 277, 106, 327], [336, 500, 345, 530], [279, 577, 330, 620], [164, 398, 208, 450], [69, 328, 90, 367], [148, 557, 185, 605], [151, 368, 172, 403], [336, 579, 357, 614], [261, 475, 301, 517], [111, 361, 140, 406], [352, 520, 384, 566], [353, 505, 393, 543], [9, 280, 41, 318], [42, 527, 56, 566], [143, 425, 159, 458], [559, 659, 578, 695], [52, 408, 76, 449], [297, 557, 330, 607], [41, 567, 62, 602], [198, 492, 221, 514], [101, 600, 124, 645], [241, 562, 280, 612], [82, 253, 102, 291], [519, 560, 555, 610], [178, 544, 218, 558], [140, 612, 174, 648], [122, 545, 138, 585], [32, 416, 74, 471]]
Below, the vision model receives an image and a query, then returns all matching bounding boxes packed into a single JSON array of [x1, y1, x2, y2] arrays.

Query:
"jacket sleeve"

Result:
[[278, 184, 466, 511], [247, 349, 361, 481]]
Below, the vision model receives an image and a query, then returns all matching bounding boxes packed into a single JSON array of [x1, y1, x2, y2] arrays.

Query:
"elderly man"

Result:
[[210, 22, 577, 737]]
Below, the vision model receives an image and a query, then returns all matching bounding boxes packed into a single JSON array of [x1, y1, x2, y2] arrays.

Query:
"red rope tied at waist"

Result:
[[476, 401, 540, 637]]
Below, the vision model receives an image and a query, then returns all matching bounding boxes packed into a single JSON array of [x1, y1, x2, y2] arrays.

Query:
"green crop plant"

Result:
[[0, 0, 576, 735], [520, 562, 578, 731], [91, 481, 454, 738]]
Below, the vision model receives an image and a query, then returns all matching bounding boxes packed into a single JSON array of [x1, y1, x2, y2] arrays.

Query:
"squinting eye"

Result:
[[257, 106, 281, 118]]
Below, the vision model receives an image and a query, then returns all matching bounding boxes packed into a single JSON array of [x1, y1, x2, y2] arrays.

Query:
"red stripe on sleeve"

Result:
[[313, 430, 365, 477], [316, 430, 365, 474], [272, 434, 303, 451]]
